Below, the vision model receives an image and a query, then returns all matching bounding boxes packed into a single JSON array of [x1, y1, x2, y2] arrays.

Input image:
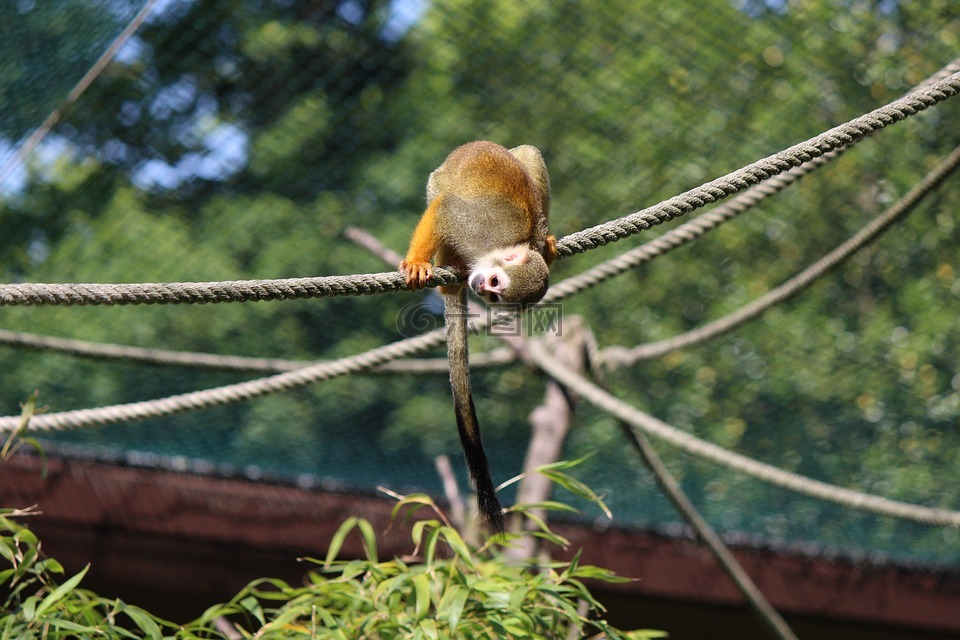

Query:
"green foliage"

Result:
[[0, 1, 143, 140], [0, 392, 45, 472], [203, 504, 657, 639], [0, 511, 175, 639], [0, 445, 662, 639], [0, 0, 958, 564]]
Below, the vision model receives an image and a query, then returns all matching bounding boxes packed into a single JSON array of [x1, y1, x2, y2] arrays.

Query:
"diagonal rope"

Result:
[[526, 339, 960, 527], [0, 0, 159, 187], [0, 329, 448, 433], [544, 150, 841, 303], [541, 56, 959, 303], [2, 61, 958, 433], [548, 59, 960, 306], [623, 423, 798, 640], [555, 68, 960, 257], [1, 65, 959, 307], [3, 138, 958, 433], [604, 139, 960, 366]]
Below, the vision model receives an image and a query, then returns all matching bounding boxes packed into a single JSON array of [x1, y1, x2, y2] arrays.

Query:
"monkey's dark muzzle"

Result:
[[469, 273, 485, 296]]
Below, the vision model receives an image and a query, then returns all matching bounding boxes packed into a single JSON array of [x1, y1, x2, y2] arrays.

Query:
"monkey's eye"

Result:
[[490, 275, 499, 288], [488, 293, 500, 304]]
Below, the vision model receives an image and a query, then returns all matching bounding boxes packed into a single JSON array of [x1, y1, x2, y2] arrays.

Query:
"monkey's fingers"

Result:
[[400, 260, 433, 290], [544, 235, 558, 266]]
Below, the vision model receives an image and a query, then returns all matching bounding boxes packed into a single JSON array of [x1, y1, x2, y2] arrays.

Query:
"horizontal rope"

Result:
[[4, 133, 948, 432], [0, 328, 514, 373], [527, 339, 960, 527], [1, 65, 958, 308], [7, 64, 956, 371], [604, 139, 960, 365], [3, 59, 958, 433], [0, 270, 460, 307]]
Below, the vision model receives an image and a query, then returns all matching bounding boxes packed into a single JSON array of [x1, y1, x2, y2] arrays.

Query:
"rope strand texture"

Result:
[[0, 270, 459, 307], [1, 68, 958, 307], [604, 140, 960, 365], [555, 70, 960, 257], [0, 329, 447, 433], [527, 340, 960, 527]]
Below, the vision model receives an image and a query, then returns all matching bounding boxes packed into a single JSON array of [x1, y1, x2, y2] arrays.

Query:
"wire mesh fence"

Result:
[[1, 0, 959, 564]]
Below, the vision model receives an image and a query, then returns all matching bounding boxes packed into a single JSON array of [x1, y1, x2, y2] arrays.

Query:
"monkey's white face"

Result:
[[468, 244, 529, 304]]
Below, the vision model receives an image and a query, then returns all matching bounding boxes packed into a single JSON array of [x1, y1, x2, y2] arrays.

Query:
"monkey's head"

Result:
[[468, 244, 550, 305]]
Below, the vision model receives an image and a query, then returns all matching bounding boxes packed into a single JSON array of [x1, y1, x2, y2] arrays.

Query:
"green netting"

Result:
[[1, 0, 959, 566]]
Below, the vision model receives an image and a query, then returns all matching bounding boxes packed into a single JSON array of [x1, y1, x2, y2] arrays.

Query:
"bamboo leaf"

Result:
[[239, 595, 265, 626], [539, 470, 612, 519], [34, 564, 88, 618], [356, 518, 379, 564], [324, 517, 358, 570], [412, 573, 430, 621], [437, 585, 468, 629], [123, 605, 163, 640]]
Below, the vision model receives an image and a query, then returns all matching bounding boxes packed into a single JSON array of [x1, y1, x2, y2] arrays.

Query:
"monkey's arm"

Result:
[[445, 288, 504, 533], [508, 144, 552, 251], [400, 196, 445, 289]]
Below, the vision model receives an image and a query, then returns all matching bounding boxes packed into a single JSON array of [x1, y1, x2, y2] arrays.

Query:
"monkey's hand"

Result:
[[544, 235, 559, 266], [400, 260, 433, 290]]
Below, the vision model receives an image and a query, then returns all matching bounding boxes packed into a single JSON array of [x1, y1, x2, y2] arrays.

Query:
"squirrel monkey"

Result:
[[400, 141, 557, 533], [401, 140, 557, 302]]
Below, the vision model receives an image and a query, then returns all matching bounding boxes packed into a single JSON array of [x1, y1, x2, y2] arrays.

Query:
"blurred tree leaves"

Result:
[[0, 0, 958, 562]]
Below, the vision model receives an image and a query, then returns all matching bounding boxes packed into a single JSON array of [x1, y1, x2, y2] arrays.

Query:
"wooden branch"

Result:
[[507, 317, 587, 560]]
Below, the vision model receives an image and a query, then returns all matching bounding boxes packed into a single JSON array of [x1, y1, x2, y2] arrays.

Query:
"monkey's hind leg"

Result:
[[444, 288, 505, 534]]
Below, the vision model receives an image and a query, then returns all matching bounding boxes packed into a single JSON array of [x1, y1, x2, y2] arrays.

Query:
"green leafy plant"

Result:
[[0, 392, 45, 471], [1, 430, 663, 639], [196, 492, 662, 639], [0, 511, 175, 639]]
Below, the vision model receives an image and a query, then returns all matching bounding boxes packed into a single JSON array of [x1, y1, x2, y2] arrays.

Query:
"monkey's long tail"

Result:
[[444, 289, 505, 534]]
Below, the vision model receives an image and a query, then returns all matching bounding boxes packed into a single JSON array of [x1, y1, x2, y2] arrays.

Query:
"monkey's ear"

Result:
[[501, 244, 530, 264]]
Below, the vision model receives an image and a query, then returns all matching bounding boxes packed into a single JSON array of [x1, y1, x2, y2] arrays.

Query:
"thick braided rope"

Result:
[[555, 69, 960, 257], [2, 68, 958, 307], [604, 140, 960, 365], [527, 339, 960, 527], [544, 150, 841, 303], [2, 140, 954, 430], [3, 62, 958, 431], [0, 328, 513, 373], [0, 328, 448, 433], [0, 270, 459, 307]]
